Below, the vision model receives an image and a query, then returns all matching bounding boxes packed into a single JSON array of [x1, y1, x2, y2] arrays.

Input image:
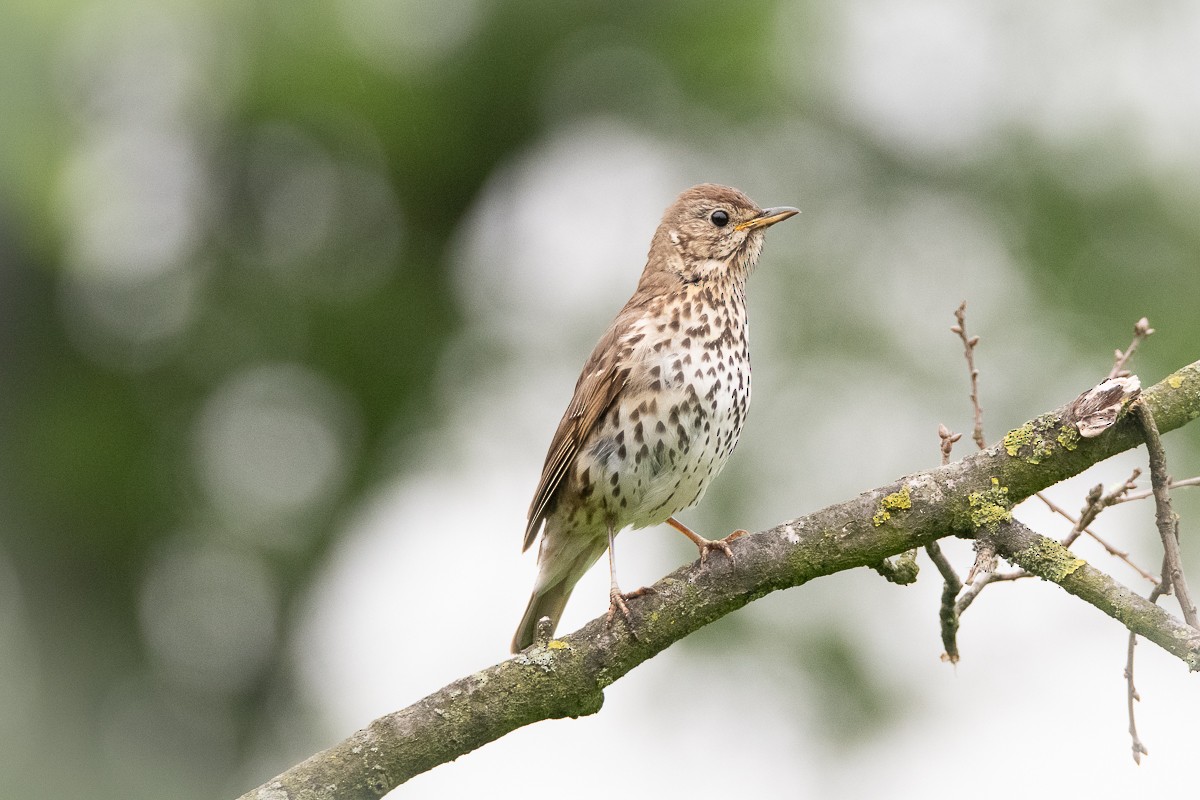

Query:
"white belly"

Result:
[[584, 342, 750, 530]]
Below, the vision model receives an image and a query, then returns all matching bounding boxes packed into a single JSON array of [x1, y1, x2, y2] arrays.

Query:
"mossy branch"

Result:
[[237, 360, 1200, 800], [992, 519, 1200, 668]]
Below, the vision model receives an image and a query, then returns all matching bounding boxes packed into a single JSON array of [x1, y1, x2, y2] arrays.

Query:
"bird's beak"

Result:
[[735, 206, 800, 231]]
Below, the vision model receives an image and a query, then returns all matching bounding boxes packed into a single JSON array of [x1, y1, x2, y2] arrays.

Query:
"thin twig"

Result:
[[1116, 476, 1200, 504], [931, 424, 965, 661], [954, 569, 1032, 616], [1063, 483, 1104, 547], [1036, 488, 1159, 585], [950, 303, 997, 588], [951, 301, 986, 449], [1109, 317, 1155, 379], [1099, 318, 1179, 764], [1126, 557, 1168, 764], [1134, 400, 1199, 628], [1126, 632, 1149, 763], [1061, 469, 1141, 549], [925, 541, 962, 662]]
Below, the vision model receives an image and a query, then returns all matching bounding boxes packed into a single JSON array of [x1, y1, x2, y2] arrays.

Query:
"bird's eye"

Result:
[[710, 209, 730, 227]]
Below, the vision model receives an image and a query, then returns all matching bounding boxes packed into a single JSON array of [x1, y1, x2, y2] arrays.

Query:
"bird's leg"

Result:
[[604, 524, 654, 635], [666, 516, 747, 566]]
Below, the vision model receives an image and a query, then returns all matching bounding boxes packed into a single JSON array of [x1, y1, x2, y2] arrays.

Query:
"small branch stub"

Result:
[[1068, 376, 1142, 438], [535, 616, 555, 648]]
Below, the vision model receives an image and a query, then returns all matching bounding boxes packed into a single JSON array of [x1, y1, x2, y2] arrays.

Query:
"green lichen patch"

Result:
[[1003, 422, 1050, 463], [1003, 423, 1036, 457], [968, 478, 1012, 531], [1161, 368, 1200, 421], [1017, 537, 1086, 582], [872, 486, 913, 527], [1056, 425, 1080, 451], [1002, 416, 1080, 464]]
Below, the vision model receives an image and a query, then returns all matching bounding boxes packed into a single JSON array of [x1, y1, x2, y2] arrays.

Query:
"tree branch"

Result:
[[1135, 400, 1200, 628], [238, 360, 1200, 800], [988, 519, 1200, 665]]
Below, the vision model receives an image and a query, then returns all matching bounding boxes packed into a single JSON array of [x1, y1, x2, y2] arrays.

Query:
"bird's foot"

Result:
[[605, 585, 656, 637], [695, 528, 748, 566], [667, 517, 747, 566]]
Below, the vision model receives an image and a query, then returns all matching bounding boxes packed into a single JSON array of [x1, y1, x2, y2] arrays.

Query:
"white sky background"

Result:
[[295, 3, 1200, 798]]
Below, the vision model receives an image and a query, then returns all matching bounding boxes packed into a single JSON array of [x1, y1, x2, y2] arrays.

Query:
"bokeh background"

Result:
[[2, 1, 1198, 798]]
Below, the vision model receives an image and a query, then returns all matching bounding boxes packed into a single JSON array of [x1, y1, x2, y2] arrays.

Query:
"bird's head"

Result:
[[647, 183, 798, 287]]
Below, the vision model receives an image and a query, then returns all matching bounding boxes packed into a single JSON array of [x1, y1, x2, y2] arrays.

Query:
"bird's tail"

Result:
[[511, 534, 608, 653]]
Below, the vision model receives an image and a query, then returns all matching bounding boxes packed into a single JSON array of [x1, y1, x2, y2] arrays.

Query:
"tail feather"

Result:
[[511, 581, 575, 654], [511, 536, 608, 653]]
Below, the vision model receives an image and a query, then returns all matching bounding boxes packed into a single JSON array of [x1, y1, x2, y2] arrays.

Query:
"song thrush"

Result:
[[512, 183, 797, 652]]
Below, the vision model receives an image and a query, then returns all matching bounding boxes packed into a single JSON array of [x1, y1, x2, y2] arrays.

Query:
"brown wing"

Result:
[[523, 319, 635, 551]]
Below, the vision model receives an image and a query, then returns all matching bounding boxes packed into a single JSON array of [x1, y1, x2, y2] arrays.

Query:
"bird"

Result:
[[511, 183, 798, 653]]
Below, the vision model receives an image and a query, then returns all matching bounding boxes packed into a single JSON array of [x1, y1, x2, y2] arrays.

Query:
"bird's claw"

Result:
[[696, 529, 748, 566], [605, 585, 656, 638]]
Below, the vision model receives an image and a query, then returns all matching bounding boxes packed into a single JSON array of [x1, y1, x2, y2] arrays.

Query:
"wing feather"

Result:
[[523, 320, 635, 551]]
